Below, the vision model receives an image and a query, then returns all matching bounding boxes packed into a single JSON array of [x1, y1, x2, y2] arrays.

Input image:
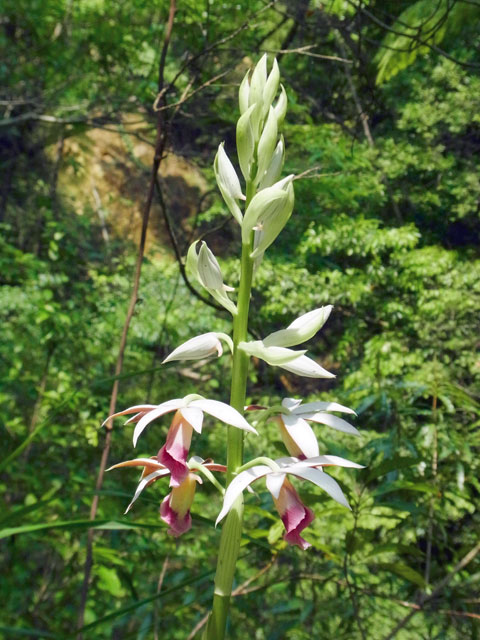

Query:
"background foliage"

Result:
[[1, 1, 479, 638]]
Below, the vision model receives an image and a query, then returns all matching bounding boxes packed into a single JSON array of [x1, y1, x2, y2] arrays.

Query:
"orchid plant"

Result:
[[105, 55, 363, 639]]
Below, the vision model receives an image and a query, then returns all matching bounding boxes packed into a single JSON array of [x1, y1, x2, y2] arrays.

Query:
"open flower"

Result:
[[239, 306, 335, 378], [107, 456, 226, 537], [217, 455, 363, 549], [274, 397, 359, 459], [104, 394, 256, 487]]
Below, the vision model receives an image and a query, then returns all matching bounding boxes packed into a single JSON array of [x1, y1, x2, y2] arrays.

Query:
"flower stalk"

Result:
[[205, 181, 256, 640]]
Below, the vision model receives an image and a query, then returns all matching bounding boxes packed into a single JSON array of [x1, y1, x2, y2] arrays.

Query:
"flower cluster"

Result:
[[106, 55, 362, 550]]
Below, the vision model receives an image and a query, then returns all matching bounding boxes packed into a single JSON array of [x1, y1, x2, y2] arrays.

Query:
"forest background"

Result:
[[1, 1, 479, 638]]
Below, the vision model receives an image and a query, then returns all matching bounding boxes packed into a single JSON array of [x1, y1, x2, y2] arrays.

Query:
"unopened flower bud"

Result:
[[274, 85, 287, 126], [259, 137, 285, 190], [263, 58, 280, 114], [248, 53, 267, 109], [255, 106, 278, 185], [197, 242, 225, 290], [239, 69, 250, 114], [214, 142, 244, 224], [236, 103, 257, 180]]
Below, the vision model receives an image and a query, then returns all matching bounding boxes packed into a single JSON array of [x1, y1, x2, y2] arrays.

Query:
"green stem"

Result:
[[204, 181, 255, 640]]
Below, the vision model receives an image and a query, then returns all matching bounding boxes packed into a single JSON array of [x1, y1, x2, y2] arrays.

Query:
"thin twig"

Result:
[[75, 2, 177, 637], [383, 541, 480, 640], [266, 44, 352, 63]]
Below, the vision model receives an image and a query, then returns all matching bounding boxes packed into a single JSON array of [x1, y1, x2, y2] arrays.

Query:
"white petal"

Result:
[[189, 399, 257, 434], [265, 472, 286, 499], [239, 340, 305, 365], [303, 412, 360, 436], [162, 332, 223, 364], [282, 414, 319, 458], [102, 405, 157, 427], [198, 242, 224, 290], [263, 306, 333, 348], [216, 465, 270, 524], [180, 407, 204, 434], [281, 397, 302, 412], [288, 467, 350, 509], [216, 143, 244, 200], [125, 469, 170, 513], [290, 455, 364, 470], [279, 355, 335, 379], [132, 399, 183, 447], [294, 401, 356, 416]]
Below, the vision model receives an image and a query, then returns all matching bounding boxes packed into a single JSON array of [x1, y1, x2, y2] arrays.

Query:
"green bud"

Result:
[[255, 106, 278, 185], [239, 69, 250, 115], [249, 180, 294, 257], [242, 185, 289, 244], [248, 53, 267, 109], [274, 84, 287, 127], [263, 58, 280, 114], [214, 142, 244, 224], [236, 103, 256, 180], [258, 136, 285, 190]]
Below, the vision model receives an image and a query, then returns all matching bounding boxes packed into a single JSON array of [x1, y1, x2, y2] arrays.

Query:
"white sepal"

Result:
[[180, 407, 204, 434], [300, 411, 360, 436], [132, 399, 185, 446], [293, 400, 356, 415], [189, 398, 257, 434], [282, 414, 320, 458], [162, 332, 225, 364], [288, 466, 350, 509], [290, 455, 364, 470], [125, 469, 170, 513], [263, 306, 333, 348], [102, 405, 157, 427], [216, 465, 271, 524], [265, 471, 286, 499], [239, 340, 306, 365], [279, 355, 335, 379]]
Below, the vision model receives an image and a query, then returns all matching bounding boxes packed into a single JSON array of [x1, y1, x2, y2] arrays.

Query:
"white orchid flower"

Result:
[[162, 332, 233, 364], [239, 306, 335, 378], [107, 455, 226, 537], [217, 455, 363, 549], [273, 397, 359, 459], [104, 394, 256, 487]]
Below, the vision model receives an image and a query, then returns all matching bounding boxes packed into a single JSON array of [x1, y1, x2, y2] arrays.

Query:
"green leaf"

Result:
[[376, 562, 427, 588]]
